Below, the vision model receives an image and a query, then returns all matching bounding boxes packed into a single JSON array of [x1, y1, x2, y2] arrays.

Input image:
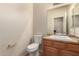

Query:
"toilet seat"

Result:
[[27, 43, 39, 52]]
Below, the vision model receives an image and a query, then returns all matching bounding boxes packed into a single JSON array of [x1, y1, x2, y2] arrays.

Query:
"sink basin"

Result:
[[49, 35, 72, 42]]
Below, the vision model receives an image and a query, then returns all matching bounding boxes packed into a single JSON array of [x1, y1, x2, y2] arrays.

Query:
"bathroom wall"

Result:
[[33, 3, 53, 35], [0, 3, 33, 55]]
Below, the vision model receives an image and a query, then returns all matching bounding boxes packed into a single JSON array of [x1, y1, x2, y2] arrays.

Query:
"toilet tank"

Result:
[[33, 35, 42, 44]]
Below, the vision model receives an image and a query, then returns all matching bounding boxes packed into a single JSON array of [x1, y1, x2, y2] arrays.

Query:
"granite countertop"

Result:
[[43, 35, 79, 44]]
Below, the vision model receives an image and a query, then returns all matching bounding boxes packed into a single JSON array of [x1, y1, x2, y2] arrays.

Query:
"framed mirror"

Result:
[[72, 4, 79, 37]]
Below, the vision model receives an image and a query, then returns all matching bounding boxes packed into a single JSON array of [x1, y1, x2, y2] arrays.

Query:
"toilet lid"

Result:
[[27, 43, 39, 50]]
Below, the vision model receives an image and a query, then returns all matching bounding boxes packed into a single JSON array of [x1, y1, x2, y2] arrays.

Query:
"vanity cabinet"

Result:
[[59, 50, 79, 56], [43, 38, 79, 56], [44, 46, 58, 56]]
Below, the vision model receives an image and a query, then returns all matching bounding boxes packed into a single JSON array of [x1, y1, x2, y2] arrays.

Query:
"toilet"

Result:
[[26, 34, 42, 56]]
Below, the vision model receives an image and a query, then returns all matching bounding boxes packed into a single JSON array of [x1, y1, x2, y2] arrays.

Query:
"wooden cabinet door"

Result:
[[66, 44, 79, 53], [59, 50, 79, 56], [43, 46, 58, 56], [52, 41, 66, 49], [43, 39, 53, 47]]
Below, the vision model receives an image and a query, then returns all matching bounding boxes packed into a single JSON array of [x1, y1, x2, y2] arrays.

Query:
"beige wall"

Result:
[[33, 3, 53, 35], [0, 3, 33, 56], [0, 3, 53, 56]]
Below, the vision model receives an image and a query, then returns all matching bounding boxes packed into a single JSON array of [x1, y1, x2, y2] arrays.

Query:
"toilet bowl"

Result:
[[27, 43, 39, 52], [26, 34, 42, 56]]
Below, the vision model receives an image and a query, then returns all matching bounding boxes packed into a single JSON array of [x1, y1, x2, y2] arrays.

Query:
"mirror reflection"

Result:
[[71, 4, 79, 37], [47, 3, 79, 38]]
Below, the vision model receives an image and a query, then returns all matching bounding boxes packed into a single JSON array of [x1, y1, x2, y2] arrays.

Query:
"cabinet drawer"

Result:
[[43, 39, 52, 47], [52, 41, 66, 49], [43, 46, 58, 56], [59, 50, 79, 56], [66, 44, 79, 53]]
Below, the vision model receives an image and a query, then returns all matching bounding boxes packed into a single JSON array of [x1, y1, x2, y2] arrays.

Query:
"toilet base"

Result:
[[29, 51, 39, 56]]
